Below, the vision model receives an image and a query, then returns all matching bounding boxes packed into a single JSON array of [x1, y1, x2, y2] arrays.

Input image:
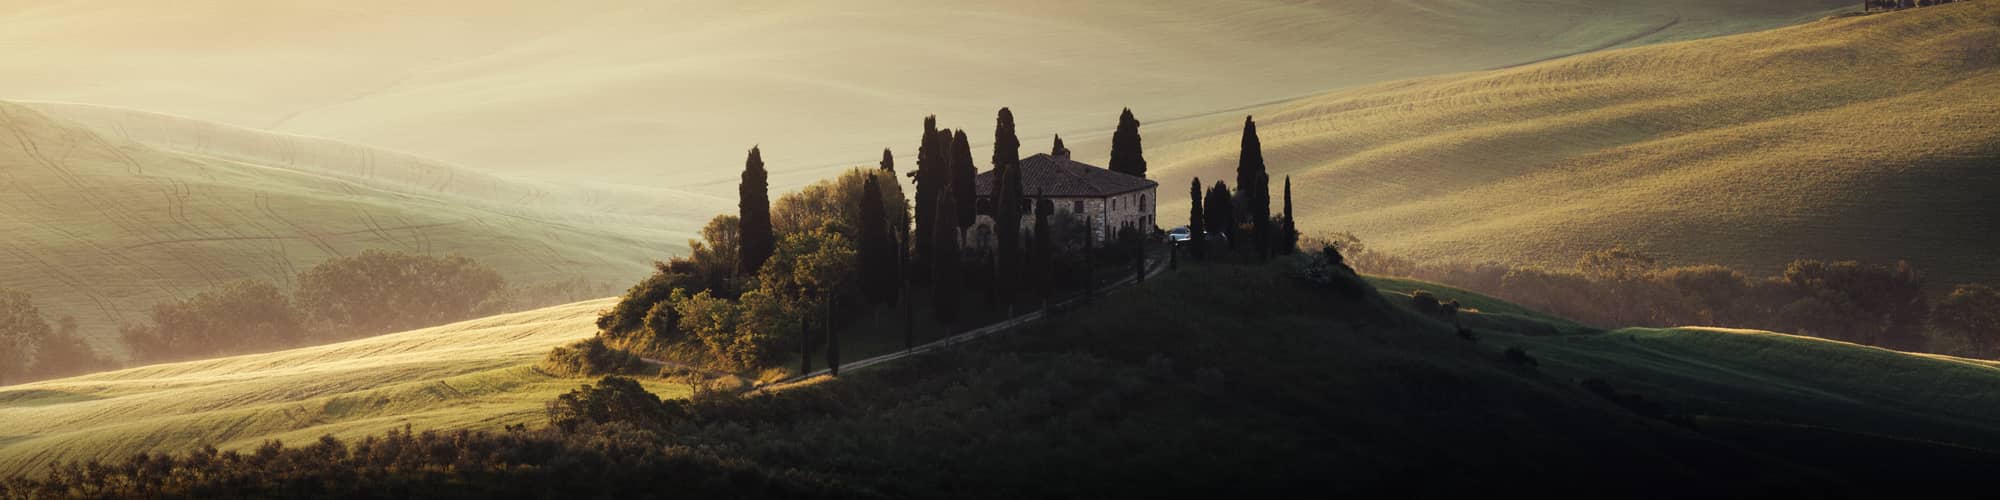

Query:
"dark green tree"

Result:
[[994, 162, 1024, 317], [1189, 177, 1206, 261], [1281, 175, 1297, 255], [859, 174, 897, 314], [1206, 181, 1236, 251], [738, 146, 775, 275], [1052, 134, 1069, 157], [993, 107, 1020, 180], [1234, 116, 1271, 260], [911, 117, 943, 265], [931, 186, 962, 336], [1109, 108, 1147, 178], [952, 129, 978, 232], [880, 148, 895, 174], [825, 300, 839, 376], [1033, 193, 1055, 307]]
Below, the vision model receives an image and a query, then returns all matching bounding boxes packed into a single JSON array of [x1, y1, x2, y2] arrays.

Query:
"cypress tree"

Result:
[[825, 300, 839, 376], [993, 108, 1020, 180], [1109, 108, 1148, 178], [799, 318, 811, 375], [912, 117, 942, 265], [738, 146, 775, 275], [859, 175, 895, 313], [1033, 193, 1054, 308], [1282, 176, 1297, 255], [1235, 116, 1271, 260], [994, 163, 1023, 317], [1189, 177, 1206, 261], [880, 148, 894, 174], [952, 130, 977, 232], [1052, 134, 1069, 157], [1206, 181, 1235, 251], [931, 185, 962, 336]]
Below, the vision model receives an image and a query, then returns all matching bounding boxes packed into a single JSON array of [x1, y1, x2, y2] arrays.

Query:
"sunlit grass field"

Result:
[[1134, 1, 2000, 286], [0, 297, 687, 477], [0, 101, 709, 355]]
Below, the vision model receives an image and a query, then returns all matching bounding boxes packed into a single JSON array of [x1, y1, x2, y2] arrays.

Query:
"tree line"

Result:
[[1324, 234, 2000, 358], [0, 250, 575, 384]]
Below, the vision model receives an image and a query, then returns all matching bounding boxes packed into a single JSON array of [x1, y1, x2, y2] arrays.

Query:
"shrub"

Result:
[[1409, 290, 1441, 315], [539, 338, 645, 377], [546, 375, 670, 431]]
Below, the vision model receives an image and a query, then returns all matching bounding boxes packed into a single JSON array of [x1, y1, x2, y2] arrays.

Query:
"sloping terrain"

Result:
[[0, 297, 686, 476], [0, 0, 1853, 185], [1131, 2, 2000, 285], [0, 101, 707, 354]]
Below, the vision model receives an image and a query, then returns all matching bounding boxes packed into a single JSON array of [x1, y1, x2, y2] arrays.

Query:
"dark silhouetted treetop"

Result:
[[1109, 107, 1147, 178], [880, 147, 895, 173], [1052, 134, 1069, 158], [739, 145, 776, 275], [952, 129, 978, 230]]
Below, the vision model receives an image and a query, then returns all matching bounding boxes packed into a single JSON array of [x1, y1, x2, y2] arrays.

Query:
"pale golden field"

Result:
[[0, 101, 715, 354], [1131, 2, 2000, 285], [0, 297, 687, 477], [0, 0, 1854, 183]]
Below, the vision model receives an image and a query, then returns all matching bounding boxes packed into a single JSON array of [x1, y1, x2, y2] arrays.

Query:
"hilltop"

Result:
[[0, 101, 706, 355], [1129, 1, 2000, 285]]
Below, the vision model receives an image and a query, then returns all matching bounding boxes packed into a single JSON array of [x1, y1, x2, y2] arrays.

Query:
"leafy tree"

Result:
[[739, 146, 776, 275], [1235, 116, 1270, 259], [0, 290, 51, 384], [932, 186, 962, 333], [1109, 108, 1147, 178], [1189, 177, 1206, 261], [952, 130, 978, 232], [30, 315, 115, 380], [547, 376, 667, 431], [1205, 181, 1236, 250], [122, 281, 305, 363], [294, 249, 505, 338], [1932, 284, 2000, 357]]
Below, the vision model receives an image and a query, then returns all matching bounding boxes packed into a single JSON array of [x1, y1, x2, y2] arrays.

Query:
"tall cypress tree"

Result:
[[1032, 194, 1054, 307], [1109, 108, 1148, 178], [952, 130, 977, 233], [880, 148, 895, 174], [738, 146, 775, 275], [1235, 116, 1271, 260], [993, 108, 1020, 180], [931, 184, 962, 336], [994, 164, 1023, 316], [859, 175, 895, 312], [1206, 181, 1235, 251], [912, 117, 942, 265], [1052, 134, 1069, 158], [1189, 177, 1206, 261], [1282, 175, 1297, 255]]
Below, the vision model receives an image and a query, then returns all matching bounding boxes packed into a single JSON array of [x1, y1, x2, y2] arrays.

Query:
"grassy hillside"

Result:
[[0, 297, 687, 477], [0, 0, 1853, 184], [0, 101, 707, 354], [1133, 1, 2000, 286]]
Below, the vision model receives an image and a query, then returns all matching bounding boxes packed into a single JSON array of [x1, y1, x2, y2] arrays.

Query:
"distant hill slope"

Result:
[[0, 101, 708, 355], [1134, 2, 2000, 285], [0, 0, 1854, 184], [0, 298, 686, 477]]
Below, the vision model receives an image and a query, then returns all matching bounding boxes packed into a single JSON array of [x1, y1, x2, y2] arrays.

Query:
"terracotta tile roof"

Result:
[[974, 153, 1157, 198]]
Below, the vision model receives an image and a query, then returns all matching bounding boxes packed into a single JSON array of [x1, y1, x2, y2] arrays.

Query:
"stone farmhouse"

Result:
[[968, 151, 1159, 251]]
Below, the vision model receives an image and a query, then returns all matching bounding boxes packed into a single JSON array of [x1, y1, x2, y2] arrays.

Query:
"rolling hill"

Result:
[[0, 101, 709, 355], [1127, 1, 2000, 286], [0, 0, 1855, 185], [0, 297, 687, 477], [8, 260, 1997, 492]]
